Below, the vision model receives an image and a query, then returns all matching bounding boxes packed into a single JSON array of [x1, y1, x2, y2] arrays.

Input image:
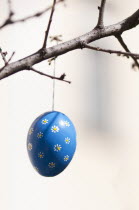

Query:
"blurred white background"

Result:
[[1, 0, 139, 210]]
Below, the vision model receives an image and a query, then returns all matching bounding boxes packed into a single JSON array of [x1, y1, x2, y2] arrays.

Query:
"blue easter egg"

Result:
[[27, 111, 76, 177]]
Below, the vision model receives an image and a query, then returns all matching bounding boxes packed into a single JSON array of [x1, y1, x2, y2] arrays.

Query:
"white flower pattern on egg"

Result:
[[29, 128, 34, 135], [64, 121, 70, 127], [54, 144, 62, 152], [37, 132, 43, 139], [65, 137, 70, 144], [48, 162, 55, 168], [38, 152, 44, 158], [64, 155, 69, 161], [42, 119, 48, 124], [28, 143, 32, 151], [51, 125, 59, 133]]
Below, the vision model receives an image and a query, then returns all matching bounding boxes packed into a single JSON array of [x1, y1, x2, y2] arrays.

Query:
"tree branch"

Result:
[[83, 43, 139, 58], [0, 0, 64, 29], [115, 35, 139, 69], [96, 0, 106, 28], [42, 0, 56, 49], [28, 67, 71, 83], [0, 8, 139, 80]]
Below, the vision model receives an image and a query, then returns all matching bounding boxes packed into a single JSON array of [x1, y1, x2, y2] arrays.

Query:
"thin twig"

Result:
[[0, 50, 15, 71], [7, 52, 15, 63], [8, 0, 14, 17], [83, 43, 139, 58], [29, 67, 71, 84], [0, 0, 64, 29], [42, 0, 56, 49], [96, 0, 106, 28], [0, 50, 7, 65], [116, 35, 139, 69]]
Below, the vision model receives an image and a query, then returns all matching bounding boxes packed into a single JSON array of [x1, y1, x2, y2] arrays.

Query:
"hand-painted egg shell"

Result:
[[27, 111, 76, 177]]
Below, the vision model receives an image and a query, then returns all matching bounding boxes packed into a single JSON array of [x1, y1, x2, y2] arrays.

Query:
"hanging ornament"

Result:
[[27, 59, 76, 177], [27, 111, 76, 177]]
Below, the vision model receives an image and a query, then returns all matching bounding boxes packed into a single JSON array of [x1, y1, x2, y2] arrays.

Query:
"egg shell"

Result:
[[27, 111, 76, 177]]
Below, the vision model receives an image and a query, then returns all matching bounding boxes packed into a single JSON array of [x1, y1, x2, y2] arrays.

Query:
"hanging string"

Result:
[[52, 41, 59, 111], [52, 58, 56, 111]]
